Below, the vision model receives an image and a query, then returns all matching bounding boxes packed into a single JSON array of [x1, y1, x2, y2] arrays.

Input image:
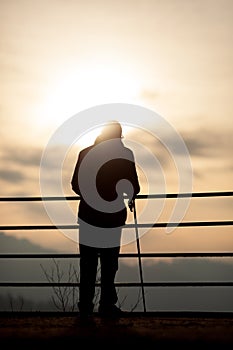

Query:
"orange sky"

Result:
[[0, 0, 232, 252]]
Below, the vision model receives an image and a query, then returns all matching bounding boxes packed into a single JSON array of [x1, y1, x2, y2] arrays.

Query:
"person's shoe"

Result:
[[78, 302, 95, 324], [98, 304, 125, 318], [79, 310, 96, 326]]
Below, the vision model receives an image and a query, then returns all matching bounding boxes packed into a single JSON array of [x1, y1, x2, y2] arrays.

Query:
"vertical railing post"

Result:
[[132, 200, 146, 313]]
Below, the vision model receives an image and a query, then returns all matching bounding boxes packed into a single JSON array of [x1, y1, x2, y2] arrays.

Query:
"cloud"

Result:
[[1, 146, 43, 167], [0, 146, 42, 191], [0, 126, 231, 198], [181, 128, 233, 159], [181, 136, 207, 157], [0, 145, 43, 193], [0, 169, 24, 183], [0, 231, 54, 253]]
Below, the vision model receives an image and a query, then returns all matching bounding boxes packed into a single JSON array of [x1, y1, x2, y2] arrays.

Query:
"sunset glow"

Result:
[[38, 65, 141, 128], [0, 0, 233, 314]]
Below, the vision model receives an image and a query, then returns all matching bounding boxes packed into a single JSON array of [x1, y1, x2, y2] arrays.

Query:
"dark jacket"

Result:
[[71, 138, 140, 228]]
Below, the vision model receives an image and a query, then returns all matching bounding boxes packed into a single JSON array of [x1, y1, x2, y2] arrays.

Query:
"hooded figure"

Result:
[[71, 120, 140, 318]]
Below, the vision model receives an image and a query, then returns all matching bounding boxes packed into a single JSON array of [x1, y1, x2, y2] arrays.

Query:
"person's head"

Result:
[[99, 120, 123, 140]]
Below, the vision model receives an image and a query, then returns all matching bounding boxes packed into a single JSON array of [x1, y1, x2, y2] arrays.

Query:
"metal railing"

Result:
[[0, 191, 233, 312]]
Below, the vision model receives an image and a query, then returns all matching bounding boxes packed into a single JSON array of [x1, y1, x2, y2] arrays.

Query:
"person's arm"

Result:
[[130, 161, 140, 198], [127, 151, 140, 211], [71, 152, 82, 195]]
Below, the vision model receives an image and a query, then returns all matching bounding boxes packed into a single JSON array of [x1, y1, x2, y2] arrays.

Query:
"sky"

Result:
[[0, 0, 233, 311]]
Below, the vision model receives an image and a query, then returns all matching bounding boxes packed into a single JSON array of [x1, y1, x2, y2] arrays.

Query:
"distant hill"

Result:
[[0, 231, 55, 253], [0, 232, 233, 312]]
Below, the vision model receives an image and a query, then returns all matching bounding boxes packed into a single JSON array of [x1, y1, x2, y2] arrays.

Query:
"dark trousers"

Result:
[[79, 243, 120, 312]]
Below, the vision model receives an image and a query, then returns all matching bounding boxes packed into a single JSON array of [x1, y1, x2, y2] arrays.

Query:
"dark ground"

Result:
[[0, 312, 233, 349]]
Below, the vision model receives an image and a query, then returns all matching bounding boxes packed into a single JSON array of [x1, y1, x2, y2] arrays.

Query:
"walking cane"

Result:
[[131, 199, 146, 313]]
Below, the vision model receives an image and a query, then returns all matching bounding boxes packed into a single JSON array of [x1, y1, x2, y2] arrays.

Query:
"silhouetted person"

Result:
[[71, 121, 140, 318]]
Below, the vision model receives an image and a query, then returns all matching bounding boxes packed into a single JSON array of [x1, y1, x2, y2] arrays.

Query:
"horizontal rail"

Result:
[[0, 282, 233, 287], [0, 252, 233, 259], [0, 221, 232, 231], [0, 191, 232, 311], [0, 191, 233, 201]]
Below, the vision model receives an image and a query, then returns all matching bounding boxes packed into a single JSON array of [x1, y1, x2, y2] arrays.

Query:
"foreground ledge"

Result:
[[0, 311, 232, 349]]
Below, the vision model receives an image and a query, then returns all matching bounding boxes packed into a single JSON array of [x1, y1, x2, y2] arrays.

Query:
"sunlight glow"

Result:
[[38, 65, 141, 128], [75, 125, 134, 148]]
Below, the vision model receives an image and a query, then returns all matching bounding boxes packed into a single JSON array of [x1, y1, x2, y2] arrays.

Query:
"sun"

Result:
[[38, 64, 141, 129], [75, 124, 133, 149], [75, 125, 103, 148]]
